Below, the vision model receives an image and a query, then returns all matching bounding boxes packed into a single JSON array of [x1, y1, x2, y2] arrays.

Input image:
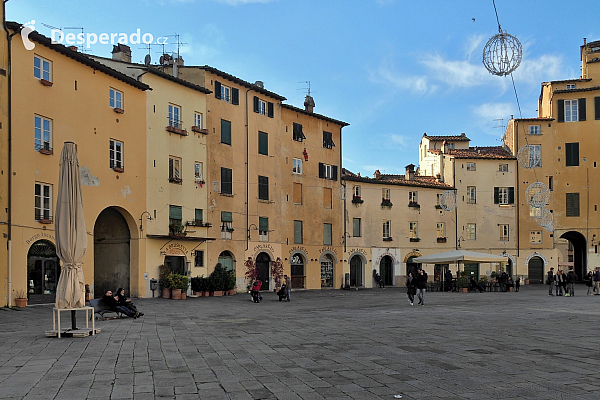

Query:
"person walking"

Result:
[[284, 274, 291, 302], [406, 272, 416, 305], [585, 271, 594, 295], [547, 267, 555, 296], [415, 269, 428, 306], [515, 276, 521, 292], [445, 269, 453, 292], [594, 268, 600, 295], [566, 267, 577, 296]]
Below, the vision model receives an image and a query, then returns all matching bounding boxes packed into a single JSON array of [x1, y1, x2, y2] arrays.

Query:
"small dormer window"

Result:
[[566, 84, 576, 90]]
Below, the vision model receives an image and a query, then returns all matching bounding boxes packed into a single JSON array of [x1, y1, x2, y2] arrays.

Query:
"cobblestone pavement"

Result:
[[1, 284, 599, 400]]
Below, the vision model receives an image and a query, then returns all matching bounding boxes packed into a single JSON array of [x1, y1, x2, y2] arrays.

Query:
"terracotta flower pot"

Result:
[[162, 288, 171, 299], [14, 298, 28, 308], [213, 290, 224, 297], [460, 287, 469, 293], [171, 289, 182, 300]]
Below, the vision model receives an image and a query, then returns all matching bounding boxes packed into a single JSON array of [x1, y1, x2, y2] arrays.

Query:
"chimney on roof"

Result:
[[374, 169, 381, 179], [68, 45, 78, 52], [255, 81, 264, 89], [112, 44, 132, 63], [304, 94, 315, 113], [442, 140, 448, 154], [436, 173, 442, 182], [405, 164, 415, 181]]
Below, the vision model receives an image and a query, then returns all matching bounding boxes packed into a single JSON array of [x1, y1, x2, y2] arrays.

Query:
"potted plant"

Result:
[[159, 265, 172, 299], [225, 270, 237, 295], [490, 270, 497, 282], [169, 222, 186, 237], [170, 274, 186, 300], [179, 275, 189, 299], [208, 264, 226, 296], [191, 276, 208, 296], [13, 289, 28, 308], [457, 271, 469, 293], [381, 199, 393, 208]]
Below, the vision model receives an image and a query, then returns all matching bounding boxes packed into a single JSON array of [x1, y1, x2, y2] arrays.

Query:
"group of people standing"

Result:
[[585, 268, 600, 295], [406, 269, 428, 306], [547, 267, 579, 296]]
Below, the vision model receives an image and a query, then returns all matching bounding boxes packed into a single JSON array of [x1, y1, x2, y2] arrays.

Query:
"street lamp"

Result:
[[457, 236, 465, 249]]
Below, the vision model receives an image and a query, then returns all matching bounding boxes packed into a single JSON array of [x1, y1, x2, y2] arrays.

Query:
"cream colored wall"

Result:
[[9, 36, 147, 303], [453, 158, 517, 255], [344, 179, 455, 285]]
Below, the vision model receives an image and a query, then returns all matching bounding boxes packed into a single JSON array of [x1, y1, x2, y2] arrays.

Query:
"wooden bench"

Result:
[[89, 299, 123, 320]]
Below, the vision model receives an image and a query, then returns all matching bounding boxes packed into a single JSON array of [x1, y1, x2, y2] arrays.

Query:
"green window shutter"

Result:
[[267, 102, 274, 118], [493, 187, 500, 204], [195, 209, 203, 222], [215, 81, 221, 99], [221, 168, 232, 194], [318, 162, 325, 179], [508, 187, 515, 204], [221, 119, 231, 145], [595, 97, 600, 120], [221, 211, 233, 222], [323, 223, 332, 245], [566, 193, 580, 217], [259, 217, 269, 232], [232, 88, 239, 105], [557, 100, 565, 122], [294, 220, 303, 244], [332, 165, 338, 181], [566, 143, 579, 166], [579, 98, 586, 121], [353, 218, 361, 237], [258, 175, 269, 200], [169, 205, 182, 220], [253, 96, 259, 113], [258, 131, 268, 155]]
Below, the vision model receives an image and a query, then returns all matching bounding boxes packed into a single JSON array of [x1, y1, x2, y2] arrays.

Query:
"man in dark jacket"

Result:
[[445, 269, 453, 292], [547, 267, 555, 296], [566, 267, 578, 296], [102, 290, 137, 318], [415, 269, 428, 306]]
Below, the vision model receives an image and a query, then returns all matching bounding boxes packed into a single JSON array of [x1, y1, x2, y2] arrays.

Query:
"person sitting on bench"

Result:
[[469, 277, 485, 293], [102, 290, 138, 318], [116, 288, 143, 317], [375, 272, 385, 288]]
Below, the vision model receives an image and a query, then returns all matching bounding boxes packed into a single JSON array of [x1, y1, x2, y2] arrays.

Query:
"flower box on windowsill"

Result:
[[169, 177, 182, 184], [381, 200, 393, 208], [40, 79, 53, 87], [408, 202, 420, 208], [437, 237, 447, 243], [351, 196, 364, 204], [169, 233, 187, 238], [39, 148, 53, 155], [113, 166, 124, 173], [410, 238, 421, 242], [191, 126, 209, 134], [383, 237, 393, 242], [435, 205, 443, 209], [113, 107, 124, 114], [166, 125, 188, 136], [200, 222, 212, 228], [38, 218, 53, 224]]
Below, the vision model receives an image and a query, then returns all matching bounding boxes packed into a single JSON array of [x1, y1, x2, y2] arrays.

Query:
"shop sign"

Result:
[[26, 233, 55, 245], [160, 242, 189, 256]]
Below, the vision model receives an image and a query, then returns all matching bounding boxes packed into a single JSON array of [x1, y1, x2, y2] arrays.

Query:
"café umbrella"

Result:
[[413, 250, 508, 275], [54, 142, 87, 330]]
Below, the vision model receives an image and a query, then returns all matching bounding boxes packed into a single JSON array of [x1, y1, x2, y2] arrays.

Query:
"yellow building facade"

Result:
[[504, 38, 600, 282], [4, 24, 149, 305], [90, 51, 212, 296], [0, 5, 10, 305]]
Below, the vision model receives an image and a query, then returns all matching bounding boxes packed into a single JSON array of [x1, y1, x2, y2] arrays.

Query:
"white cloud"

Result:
[[421, 54, 493, 89], [465, 34, 485, 60], [177, 24, 225, 61], [369, 63, 432, 95], [472, 102, 515, 136]]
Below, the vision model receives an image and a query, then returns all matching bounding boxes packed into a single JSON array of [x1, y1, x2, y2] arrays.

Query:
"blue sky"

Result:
[[8, 0, 600, 176]]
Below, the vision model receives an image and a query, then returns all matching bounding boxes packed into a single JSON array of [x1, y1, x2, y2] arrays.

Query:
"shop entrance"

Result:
[[380, 255, 394, 286], [321, 254, 334, 288], [528, 256, 544, 284], [164, 255, 186, 275], [290, 253, 305, 288], [349, 255, 363, 287], [27, 240, 60, 304], [256, 252, 271, 290]]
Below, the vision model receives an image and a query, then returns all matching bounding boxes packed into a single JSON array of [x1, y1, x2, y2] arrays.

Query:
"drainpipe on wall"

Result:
[[245, 88, 251, 252], [4, 3, 18, 307]]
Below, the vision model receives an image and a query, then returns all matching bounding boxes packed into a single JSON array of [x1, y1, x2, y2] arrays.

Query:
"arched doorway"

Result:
[[27, 240, 59, 304], [218, 251, 235, 272], [350, 255, 363, 287], [94, 207, 131, 298], [560, 231, 586, 280], [290, 252, 305, 288], [528, 256, 544, 284], [256, 252, 271, 290], [321, 254, 334, 288], [380, 255, 394, 286]]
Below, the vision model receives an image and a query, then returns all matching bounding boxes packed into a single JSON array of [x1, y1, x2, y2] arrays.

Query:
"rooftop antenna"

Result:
[[297, 81, 313, 96], [63, 27, 89, 53], [139, 42, 161, 65]]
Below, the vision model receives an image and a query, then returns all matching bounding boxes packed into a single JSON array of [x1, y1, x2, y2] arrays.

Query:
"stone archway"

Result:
[[349, 254, 365, 287], [527, 256, 544, 284], [94, 207, 131, 298], [290, 252, 305, 288], [560, 231, 586, 280], [256, 252, 271, 290]]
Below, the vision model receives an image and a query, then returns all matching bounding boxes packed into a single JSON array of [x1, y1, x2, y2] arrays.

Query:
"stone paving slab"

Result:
[[0, 285, 599, 399]]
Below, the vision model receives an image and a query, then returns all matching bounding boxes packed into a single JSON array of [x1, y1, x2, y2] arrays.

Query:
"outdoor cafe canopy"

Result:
[[412, 250, 508, 265]]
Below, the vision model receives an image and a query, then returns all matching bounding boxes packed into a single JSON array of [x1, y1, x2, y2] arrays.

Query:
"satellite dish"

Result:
[[144, 54, 151, 65]]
